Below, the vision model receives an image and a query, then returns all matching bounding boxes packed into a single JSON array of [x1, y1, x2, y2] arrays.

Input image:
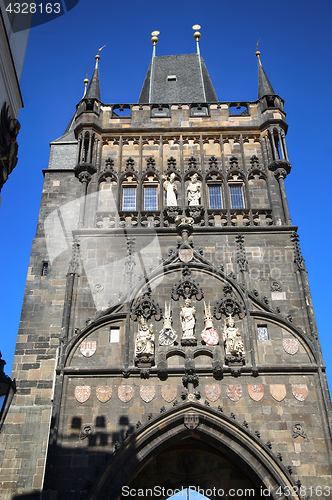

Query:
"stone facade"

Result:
[[0, 48, 331, 500]]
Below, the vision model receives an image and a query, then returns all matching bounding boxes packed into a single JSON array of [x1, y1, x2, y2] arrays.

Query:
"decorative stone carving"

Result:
[[292, 423, 307, 439], [140, 386, 155, 403], [96, 386, 112, 403], [223, 315, 245, 363], [180, 299, 196, 339], [283, 338, 299, 355], [171, 266, 203, 301], [214, 285, 246, 319], [179, 248, 193, 263], [185, 205, 204, 224], [80, 341, 97, 357], [118, 385, 134, 403], [248, 384, 264, 401], [187, 173, 202, 206], [292, 384, 308, 401], [204, 384, 221, 402], [79, 425, 93, 440], [175, 214, 194, 228], [131, 293, 162, 321], [201, 302, 219, 345], [226, 385, 242, 402], [163, 172, 178, 206], [159, 302, 177, 346], [271, 281, 282, 292], [161, 385, 177, 403], [270, 384, 286, 401], [135, 317, 154, 358], [75, 386, 91, 403], [0, 103, 20, 191]]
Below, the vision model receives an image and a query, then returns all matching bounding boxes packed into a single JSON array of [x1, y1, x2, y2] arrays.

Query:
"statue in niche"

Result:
[[223, 315, 244, 357], [201, 302, 219, 346], [180, 298, 196, 339], [159, 302, 177, 346], [163, 172, 178, 206], [187, 173, 202, 206], [135, 316, 154, 357]]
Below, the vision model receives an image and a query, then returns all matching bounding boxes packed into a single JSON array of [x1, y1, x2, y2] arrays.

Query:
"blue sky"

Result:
[[0, 0, 331, 391]]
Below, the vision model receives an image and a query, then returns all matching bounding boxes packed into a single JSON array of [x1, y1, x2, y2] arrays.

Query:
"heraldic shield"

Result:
[[75, 386, 91, 403], [184, 413, 199, 430]]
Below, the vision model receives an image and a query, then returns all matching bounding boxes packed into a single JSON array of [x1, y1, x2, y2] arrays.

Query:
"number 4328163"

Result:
[[6, 3, 61, 14]]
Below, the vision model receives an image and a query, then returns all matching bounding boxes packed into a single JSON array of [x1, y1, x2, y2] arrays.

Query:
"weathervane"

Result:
[[255, 38, 261, 57]]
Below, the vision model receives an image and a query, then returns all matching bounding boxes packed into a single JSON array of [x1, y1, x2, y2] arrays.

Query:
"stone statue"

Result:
[[180, 298, 196, 339], [187, 173, 201, 206], [159, 302, 177, 346], [163, 172, 178, 206], [223, 315, 244, 357], [135, 316, 154, 357]]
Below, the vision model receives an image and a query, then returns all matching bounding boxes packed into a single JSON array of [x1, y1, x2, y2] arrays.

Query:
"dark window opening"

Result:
[[42, 261, 49, 276]]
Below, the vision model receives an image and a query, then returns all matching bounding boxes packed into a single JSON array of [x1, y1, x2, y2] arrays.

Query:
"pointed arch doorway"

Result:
[[89, 403, 300, 500]]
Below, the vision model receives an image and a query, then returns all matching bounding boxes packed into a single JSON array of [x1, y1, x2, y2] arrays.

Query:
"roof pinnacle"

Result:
[[151, 31, 160, 58], [255, 42, 275, 99], [192, 24, 201, 55]]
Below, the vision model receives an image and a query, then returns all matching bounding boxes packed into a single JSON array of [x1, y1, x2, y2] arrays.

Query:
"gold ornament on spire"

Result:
[[151, 30, 160, 46], [192, 24, 201, 41], [255, 38, 261, 57]]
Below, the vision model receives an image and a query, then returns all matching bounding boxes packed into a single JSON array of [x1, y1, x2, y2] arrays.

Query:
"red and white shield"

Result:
[[202, 328, 219, 346], [80, 341, 97, 357], [96, 386, 112, 403], [270, 384, 286, 401], [118, 385, 134, 403], [292, 384, 308, 401], [283, 339, 299, 355], [205, 385, 221, 402], [75, 386, 91, 403], [161, 385, 177, 403], [226, 385, 242, 402], [248, 384, 264, 401], [140, 386, 156, 403]]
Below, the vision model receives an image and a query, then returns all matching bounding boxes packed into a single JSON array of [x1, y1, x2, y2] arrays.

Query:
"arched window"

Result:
[[121, 172, 138, 211], [142, 171, 159, 211], [228, 172, 245, 209], [206, 172, 224, 209]]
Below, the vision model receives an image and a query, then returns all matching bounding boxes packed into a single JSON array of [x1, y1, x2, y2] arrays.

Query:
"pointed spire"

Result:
[[85, 46, 105, 101], [256, 48, 275, 99]]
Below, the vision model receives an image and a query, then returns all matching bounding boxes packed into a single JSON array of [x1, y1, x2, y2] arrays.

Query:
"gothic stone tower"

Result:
[[1, 32, 331, 500]]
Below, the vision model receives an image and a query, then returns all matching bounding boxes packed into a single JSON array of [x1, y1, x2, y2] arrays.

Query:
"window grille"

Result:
[[257, 325, 269, 341], [122, 187, 136, 211], [144, 187, 158, 210], [208, 186, 223, 209], [230, 185, 244, 209]]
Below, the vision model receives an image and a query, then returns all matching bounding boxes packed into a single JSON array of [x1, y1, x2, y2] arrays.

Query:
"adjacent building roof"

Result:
[[138, 53, 218, 104]]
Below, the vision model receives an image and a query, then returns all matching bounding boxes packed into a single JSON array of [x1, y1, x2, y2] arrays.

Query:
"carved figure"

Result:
[[223, 315, 244, 357], [187, 173, 201, 206], [180, 298, 196, 338], [0, 103, 21, 190], [159, 302, 177, 345], [135, 317, 154, 357], [163, 172, 178, 206]]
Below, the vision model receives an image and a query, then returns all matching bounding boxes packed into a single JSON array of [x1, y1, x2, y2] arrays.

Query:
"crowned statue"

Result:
[[135, 316, 154, 358], [223, 315, 244, 359]]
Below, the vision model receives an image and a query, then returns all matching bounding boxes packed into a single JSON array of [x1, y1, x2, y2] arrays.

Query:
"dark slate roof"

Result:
[[257, 54, 275, 99], [138, 53, 218, 104], [85, 67, 101, 101]]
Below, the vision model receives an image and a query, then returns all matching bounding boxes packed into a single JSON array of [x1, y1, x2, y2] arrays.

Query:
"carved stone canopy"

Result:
[[131, 293, 162, 321], [214, 285, 245, 319], [171, 266, 203, 301]]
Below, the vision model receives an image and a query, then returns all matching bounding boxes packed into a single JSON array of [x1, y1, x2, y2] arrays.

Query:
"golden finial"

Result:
[[83, 67, 89, 98], [151, 30, 160, 46], [255, 38, 261, 57], [192, 24, 201, 42]]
